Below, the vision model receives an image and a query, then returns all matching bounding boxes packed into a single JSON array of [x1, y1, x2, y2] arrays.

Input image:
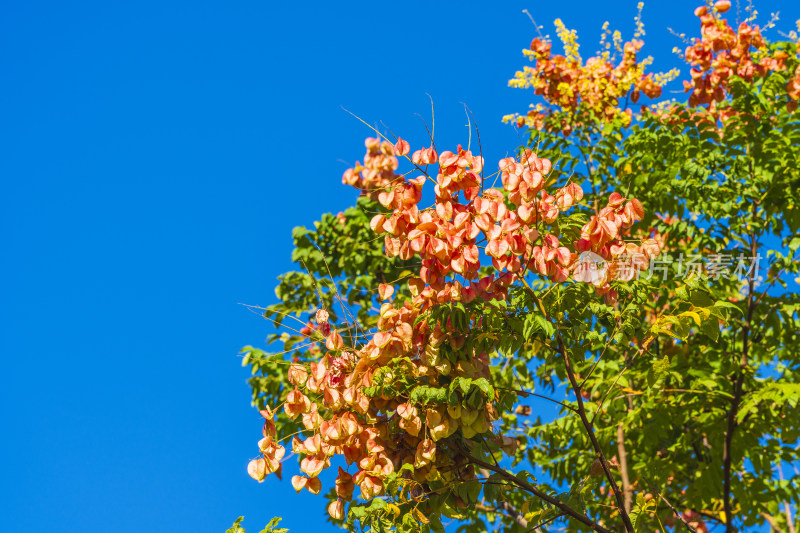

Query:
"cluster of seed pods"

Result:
[[248, 137, 654, 518], [684, 2, 790, 109], [510, 29, 663, 133]]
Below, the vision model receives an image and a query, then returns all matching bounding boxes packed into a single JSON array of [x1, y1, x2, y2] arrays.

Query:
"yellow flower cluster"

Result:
[[505, 14, 677, 134], [554, 18, 581, 62]]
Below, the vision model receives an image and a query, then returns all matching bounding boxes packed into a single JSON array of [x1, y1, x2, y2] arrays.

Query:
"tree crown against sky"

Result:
[[237, 3, 800, 532]]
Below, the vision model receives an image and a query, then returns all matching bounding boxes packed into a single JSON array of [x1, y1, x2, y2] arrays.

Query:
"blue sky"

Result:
[[1, 1, 796, 532]]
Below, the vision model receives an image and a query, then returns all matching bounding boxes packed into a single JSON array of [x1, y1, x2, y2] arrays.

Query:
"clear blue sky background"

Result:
[[1, 1, 796, 532]]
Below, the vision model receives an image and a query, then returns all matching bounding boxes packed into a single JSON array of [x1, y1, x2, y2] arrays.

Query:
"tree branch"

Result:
[[617, 422, 632, 514], [777, 462, 796, 533], [556, 333, 634, 533], [642, 477, 697, 533], [463, 447, 614, 533], [497, 501, 537, 531], [477, 468, 543, 533], [723, 198, 759, 533], [761, 512, 783, 532], [523, 281, 635, 533]]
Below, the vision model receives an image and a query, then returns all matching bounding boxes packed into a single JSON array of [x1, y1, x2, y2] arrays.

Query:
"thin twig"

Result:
[[641, 477, 698, 533]]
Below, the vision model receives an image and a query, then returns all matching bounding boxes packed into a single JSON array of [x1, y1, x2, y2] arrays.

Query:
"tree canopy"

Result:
[[236, 3, 800, 532]]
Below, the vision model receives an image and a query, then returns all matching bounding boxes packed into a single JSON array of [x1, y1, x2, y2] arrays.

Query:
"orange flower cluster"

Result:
[[247, 406, 287, 482], [789, 64, 800, 103], [683, 2, 789, 108], [506, 21, 667, 133], [249, 137, 655, 517], [341, 137, 401, 194], [574, 192, 661, 303]]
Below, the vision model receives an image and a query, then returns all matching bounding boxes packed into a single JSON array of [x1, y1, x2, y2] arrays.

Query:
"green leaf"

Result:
[[226, 517, 246, 533], [700, 315, 720, 341]]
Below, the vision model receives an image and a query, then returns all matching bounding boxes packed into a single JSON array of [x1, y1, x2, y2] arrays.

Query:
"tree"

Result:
[[237, 3, 800, 531]]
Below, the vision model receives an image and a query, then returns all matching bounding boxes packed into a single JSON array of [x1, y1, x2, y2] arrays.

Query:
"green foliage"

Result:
[[271, 196, 416, 327], [226, 517, 289, 533], [226, 517, 246, 533], [238, 16, 800, 533], [505, 35, 800, 531], [241, 196, 416, 413]]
